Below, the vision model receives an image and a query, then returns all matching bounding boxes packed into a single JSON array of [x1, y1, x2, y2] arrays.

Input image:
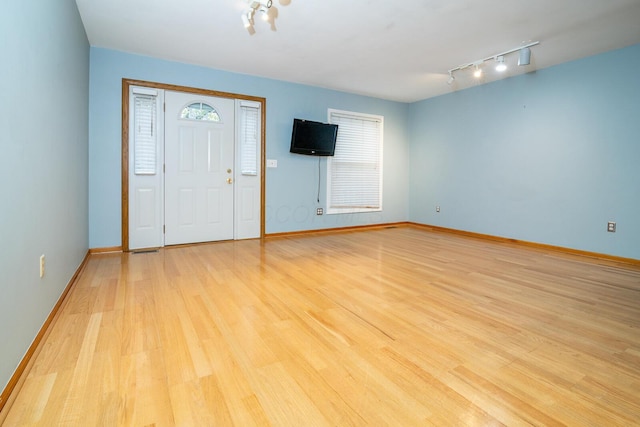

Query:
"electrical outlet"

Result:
[[40, 255, 45, 278], [436, 206, 440, 213], [316, 208, 323, 215], [607, 221, 616, 232]]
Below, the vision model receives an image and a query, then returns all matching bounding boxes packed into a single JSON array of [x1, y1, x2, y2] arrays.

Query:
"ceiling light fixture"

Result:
[[258, 4, 270, 21], [447, 71, 455, 85], [518, 47, 531, 66], [242, 0, 272, 29], [446, 41, 539, 85], [473, 63, 482, 78], [242, 13, 251, 28]]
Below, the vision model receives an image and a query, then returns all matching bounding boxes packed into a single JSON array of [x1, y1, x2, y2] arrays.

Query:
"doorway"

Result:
[[164, 91, 235, 245], [122, 79, 265, 251]]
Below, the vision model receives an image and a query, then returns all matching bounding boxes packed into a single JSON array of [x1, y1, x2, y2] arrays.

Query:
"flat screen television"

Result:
[[289, 118, 338, 156]]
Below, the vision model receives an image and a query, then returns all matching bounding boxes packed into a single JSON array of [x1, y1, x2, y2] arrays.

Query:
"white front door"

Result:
[[164, 91, 235, 245]]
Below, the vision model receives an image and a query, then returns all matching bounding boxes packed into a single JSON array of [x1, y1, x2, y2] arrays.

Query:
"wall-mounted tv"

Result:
[[289, 118, 338, 156]]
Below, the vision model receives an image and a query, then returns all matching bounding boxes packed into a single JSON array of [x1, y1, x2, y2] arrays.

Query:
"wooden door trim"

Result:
[[121, 78, 266, 252]]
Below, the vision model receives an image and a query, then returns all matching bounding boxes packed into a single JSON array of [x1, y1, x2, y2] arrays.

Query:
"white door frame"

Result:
[[122, 79, 266, 251]]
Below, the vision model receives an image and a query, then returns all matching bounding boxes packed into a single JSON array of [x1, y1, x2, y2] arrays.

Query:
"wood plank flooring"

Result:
[[2, 227, 640, 426]]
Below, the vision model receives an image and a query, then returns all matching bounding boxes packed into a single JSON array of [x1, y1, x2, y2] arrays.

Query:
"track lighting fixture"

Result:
[[241, 0, 272, 29], [242, 13, 251, 28], [473, 63, 482, 78], [446, 41, 539, 85], [259, 6, 270, 20], [518, 47, 531, 66], [447, 71, 455, 85]]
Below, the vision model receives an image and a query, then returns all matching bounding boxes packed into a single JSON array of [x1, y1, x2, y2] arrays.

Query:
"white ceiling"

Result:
[[75, 0, 640, 103]]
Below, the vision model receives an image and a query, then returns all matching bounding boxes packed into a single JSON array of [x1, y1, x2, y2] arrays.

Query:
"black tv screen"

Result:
[[290, 118, 338, 156]]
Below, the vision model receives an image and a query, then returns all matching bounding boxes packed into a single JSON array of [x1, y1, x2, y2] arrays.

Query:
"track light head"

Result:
[[447, 72, 455, 85], [242, 0, 273, 30], [518, 47, 531, 66], [242, 13, 251, 28], [473, 64, 482, 78], [258, 4, 269, 20], [495, 56, 507, 72]]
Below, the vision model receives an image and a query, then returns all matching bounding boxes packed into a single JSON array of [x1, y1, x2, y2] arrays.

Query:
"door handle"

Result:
[[226, 178, 233, 184]]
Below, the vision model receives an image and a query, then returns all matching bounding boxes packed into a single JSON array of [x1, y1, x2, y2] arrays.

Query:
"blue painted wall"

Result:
[[90, 45, 639, 259], [0, 0, 89, 392], [88, 48, 410, 247], [408, 44, 640, 259]]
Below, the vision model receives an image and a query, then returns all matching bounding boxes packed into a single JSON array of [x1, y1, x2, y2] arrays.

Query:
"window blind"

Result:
[[239, 101, 260, 176], [133, 94, 157, 175], [327, 110, 383, 213]]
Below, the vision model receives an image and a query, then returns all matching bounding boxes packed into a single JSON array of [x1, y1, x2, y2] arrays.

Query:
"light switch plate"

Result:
[[266, 159, 278, 168]]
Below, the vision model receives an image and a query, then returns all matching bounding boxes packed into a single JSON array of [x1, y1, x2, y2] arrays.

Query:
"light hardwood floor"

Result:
[[2, 227, 640, 426]]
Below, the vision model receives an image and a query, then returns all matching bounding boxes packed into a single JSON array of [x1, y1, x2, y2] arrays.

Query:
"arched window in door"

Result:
[[180, 102, 221, 121]]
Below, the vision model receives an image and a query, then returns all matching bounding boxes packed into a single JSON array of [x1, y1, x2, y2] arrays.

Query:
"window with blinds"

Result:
[[133, 94, 157, 175], [239, 101, 260, 176], [327, 109, 383, 214]]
